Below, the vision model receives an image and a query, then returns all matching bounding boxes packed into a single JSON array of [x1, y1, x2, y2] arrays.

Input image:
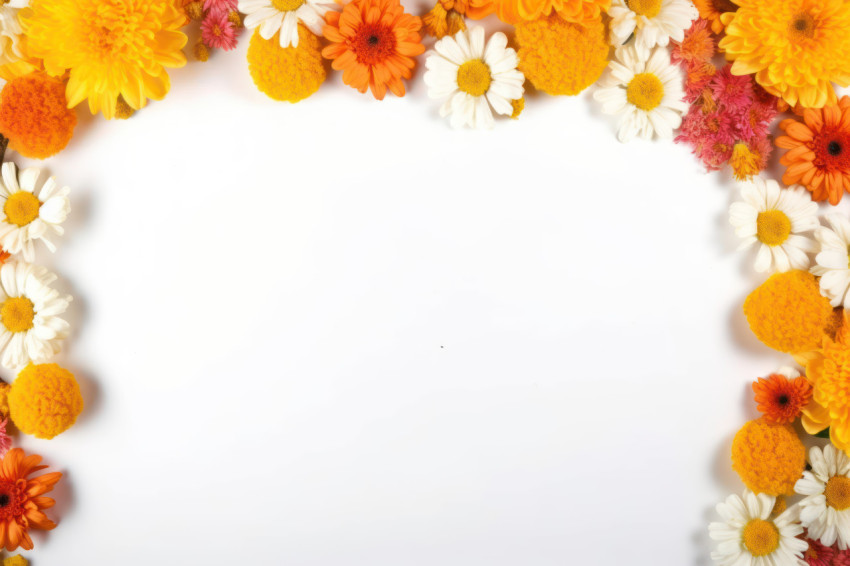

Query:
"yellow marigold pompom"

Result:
[[515, 14, 609, 96], [731, 418, 806, 496], [247, 27, 325, 103], [2, 555, 27, 566], [0, 73, 77, 160], [9, 363, 84, 440], [0, 383, 10, 418], [743, 270, 841, 356]]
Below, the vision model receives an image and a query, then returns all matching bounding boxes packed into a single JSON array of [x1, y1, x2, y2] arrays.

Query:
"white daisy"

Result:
[[607, 0, 698, 58], [423, 27, 524, 129], [796, 444, 850, 549], [593, 44, 688, 142], [0, 162, 70, 262], [0, 261, 71, 369], [238, 0, 334, 48], [728, 178, 818, 273], [0, 0, 28, 67], [709, 490, 807, 566], [811, 214, 850, 308]]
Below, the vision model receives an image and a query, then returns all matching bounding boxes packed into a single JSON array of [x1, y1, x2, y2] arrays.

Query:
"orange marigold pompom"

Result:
[[248, 27, 326, 103], [515, 14, 609, 96], [0, 73, 76, 160], [9, 363, 84, 440], [743, 270, 841, 355], [475, 0, 609, 25], [731, 418, 806, 496]]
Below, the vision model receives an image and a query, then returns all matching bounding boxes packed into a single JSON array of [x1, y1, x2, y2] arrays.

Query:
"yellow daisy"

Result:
[[21, 0, 188, 119], [718, 0, 850, 109]]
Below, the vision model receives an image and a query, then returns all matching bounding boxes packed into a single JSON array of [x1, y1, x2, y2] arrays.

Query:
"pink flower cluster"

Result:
[[671, 19, 778, 177], [802, 534, 850, 566], [199, 0, 240, 52]]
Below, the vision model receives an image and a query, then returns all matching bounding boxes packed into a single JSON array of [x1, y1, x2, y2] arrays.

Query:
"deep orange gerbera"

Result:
[[322, 0, 425, 100], [692, 0, 737, 34], [776, 96, 850, 205], [0, 448, 61, 551], [752, 373, 812, 425]]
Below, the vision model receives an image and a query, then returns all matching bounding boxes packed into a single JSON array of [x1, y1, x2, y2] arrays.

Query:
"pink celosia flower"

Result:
[[0, 418, 12, 459], [711, 65, 755, 110], [201, 12, 238, 51], [204, 0, 237, 17], [802, 536, 837, 566], [835, 547, 850, 566], [671, 18, 715, 69]]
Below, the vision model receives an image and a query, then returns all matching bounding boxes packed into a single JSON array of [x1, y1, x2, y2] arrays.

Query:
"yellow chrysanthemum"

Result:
[[743, 270, 841, 356], [718, 0, 850, 109], [731, 418, 806, 496], [21, 0, 188, 119], [803, 313, 850, 452]]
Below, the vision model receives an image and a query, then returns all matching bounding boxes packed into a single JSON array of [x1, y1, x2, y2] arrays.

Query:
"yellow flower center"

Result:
[[4, 192, 40, 227], [626, 73, 664, 111], [756, 210, 792, 246], [272, 0, 305, 12], [742, 519, 780, 557], [826, 476, 850, 510], [789, 12, 816, 39], [626, 0, 662, 18], [456, 59, 492, 97], [0, 297, 35, 333]]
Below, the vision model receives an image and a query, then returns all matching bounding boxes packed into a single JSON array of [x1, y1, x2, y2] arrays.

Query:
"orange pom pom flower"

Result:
[[322, 0, 425, 100], [479, 0, 609, 26], [776, 96, 850, 206], [0, 448, 61, 551], [752, 370, 812, 425], [0, 73, 77, 160]]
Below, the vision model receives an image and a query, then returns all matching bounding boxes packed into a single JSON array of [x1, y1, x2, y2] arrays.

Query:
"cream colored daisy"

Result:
[[811, 214, 850, 308], [0, 261, 70, 369], [424, 27, 524, 129], [593, 44, 688, 142], [0, 0, 27, 67], [709, 490, 807, 566], [728, 178, 818, 273], [796, 444, 850, 549], [608, 0, 698, 58], [0, 162, 70, 262], [238, 0, 333, 47]]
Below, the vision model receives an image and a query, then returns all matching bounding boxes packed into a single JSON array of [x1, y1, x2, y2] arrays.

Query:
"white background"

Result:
[[8, 18, 799, 566]]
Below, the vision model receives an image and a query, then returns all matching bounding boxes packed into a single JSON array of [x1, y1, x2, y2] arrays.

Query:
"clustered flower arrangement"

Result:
[[0, 0, 844, 561]]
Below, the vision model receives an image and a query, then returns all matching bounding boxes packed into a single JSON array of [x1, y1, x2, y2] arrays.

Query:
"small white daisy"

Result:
[[593, 44, 688, 142], [728, 178, 818, 273], [424, 27, 524, 129], [0, 162, 70, 262], [0, 0, 28, 67], [0, 261, 71, 369], [239, 0, 334, 48], [709, 490, 807, 566], [811, 214, 850, 308], [607, 0, 698, 58], [796, 444, 850, 549]]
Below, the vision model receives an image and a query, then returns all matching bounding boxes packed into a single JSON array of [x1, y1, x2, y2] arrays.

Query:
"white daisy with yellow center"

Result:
[[709, 490, 807, 566], [811, 214, 850, 308], [796, 444, 850, 549], [728, 178, 818, 274], [424, 27, 524, 130], [607, 0, 698, 58], [0, 162, 70, 262], [593, 44, 687, 143], [0, 261, 71, 369], [0, 0, 28, 67], [239, 0, 334, 48]]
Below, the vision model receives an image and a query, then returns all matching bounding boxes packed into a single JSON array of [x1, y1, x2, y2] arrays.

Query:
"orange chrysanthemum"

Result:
[[692, 0, 737, 34], [322, 0, 425, 100], [753, 373, 813, 425], [776, 96, 850, 206], [422, 0, 493, 38], [472, 0, 609, 26], [718, 0, 850, 109], [0, 448, 61, 551], [0, 73, 77, 160]]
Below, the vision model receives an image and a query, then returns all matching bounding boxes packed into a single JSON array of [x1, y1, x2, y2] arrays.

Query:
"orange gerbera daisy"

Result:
[[471, 0, 608, 25], [322, 0, 425, 100], [752, 372, 813, 425], [692, 0, 737, 34], [776, 96, 850, 205], [0, 448, 61, 551]]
